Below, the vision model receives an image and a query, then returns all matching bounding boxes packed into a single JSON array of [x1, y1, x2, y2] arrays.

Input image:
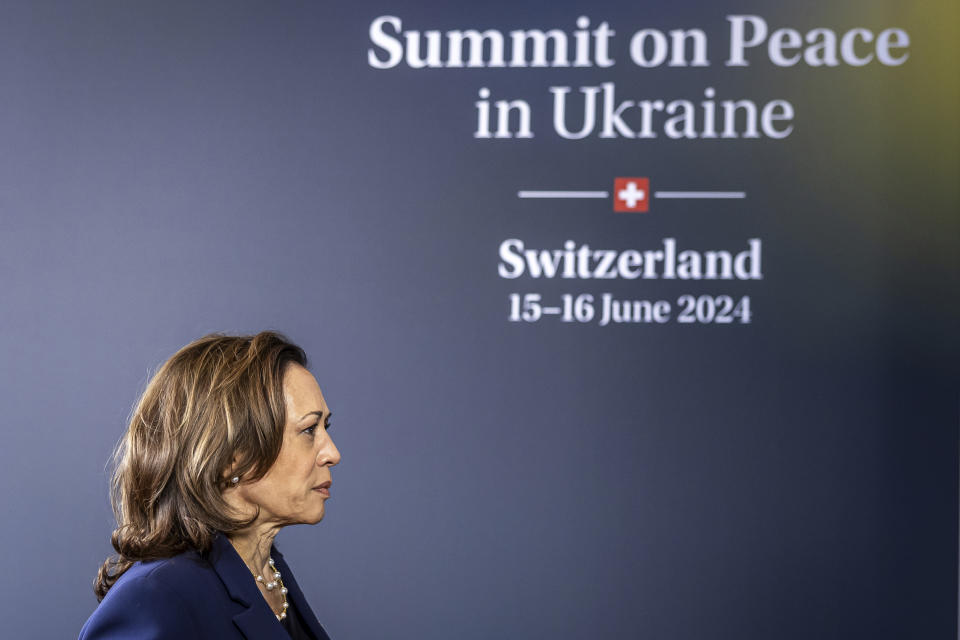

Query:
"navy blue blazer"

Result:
[[79, 534, 332, 639]]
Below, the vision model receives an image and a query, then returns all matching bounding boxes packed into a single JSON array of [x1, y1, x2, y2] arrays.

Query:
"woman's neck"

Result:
[[227, 524, 281, 578]]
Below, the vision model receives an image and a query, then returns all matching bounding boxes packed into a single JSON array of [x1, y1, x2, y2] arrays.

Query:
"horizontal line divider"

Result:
[[654, 191, 746, 199], [517, 191, 609, 198]]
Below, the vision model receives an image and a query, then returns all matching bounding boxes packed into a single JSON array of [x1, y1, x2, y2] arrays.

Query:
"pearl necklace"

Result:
[[253, 557, 289, 621]]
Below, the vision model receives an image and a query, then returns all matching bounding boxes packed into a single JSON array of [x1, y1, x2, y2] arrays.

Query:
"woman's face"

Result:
[[233, 363, 341, 526]]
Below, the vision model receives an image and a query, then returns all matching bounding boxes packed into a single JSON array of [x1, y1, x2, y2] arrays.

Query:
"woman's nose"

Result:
[[318, 435, 341, 467]]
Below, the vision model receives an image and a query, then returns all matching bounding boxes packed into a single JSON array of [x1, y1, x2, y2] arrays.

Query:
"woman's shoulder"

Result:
[[79, 551, 221, 640], [117, 549, 210, 585]]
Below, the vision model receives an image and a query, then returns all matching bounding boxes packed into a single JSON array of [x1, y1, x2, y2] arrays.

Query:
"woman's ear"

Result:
[[222, 452, 246, 489], [221, 458, 240, 489]]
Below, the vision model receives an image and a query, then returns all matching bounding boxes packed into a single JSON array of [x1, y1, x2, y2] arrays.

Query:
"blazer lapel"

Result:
[[208, 533, 289, 640], [271, 546, 332, 640]]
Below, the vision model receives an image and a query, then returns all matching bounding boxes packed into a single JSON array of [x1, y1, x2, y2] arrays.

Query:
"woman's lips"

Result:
[[313, 481, 331, 497]]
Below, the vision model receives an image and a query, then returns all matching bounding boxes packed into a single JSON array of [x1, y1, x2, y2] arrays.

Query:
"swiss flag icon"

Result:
[[614, 177, 649, 212]]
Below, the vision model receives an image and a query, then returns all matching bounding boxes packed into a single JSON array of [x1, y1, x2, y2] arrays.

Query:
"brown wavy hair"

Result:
[[94, 331, 307, 600]]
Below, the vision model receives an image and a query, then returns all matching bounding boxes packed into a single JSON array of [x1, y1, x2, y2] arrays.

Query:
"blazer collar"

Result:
[[208, 533, 290, 639]]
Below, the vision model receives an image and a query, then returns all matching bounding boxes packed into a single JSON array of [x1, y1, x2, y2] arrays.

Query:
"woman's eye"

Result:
[[302, 421, 330, 436]]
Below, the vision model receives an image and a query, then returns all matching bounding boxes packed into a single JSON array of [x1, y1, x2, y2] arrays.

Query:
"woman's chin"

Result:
[[303, 506, 326, 525]]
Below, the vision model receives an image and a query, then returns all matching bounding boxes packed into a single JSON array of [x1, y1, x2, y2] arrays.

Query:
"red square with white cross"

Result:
[[614, 177, 649, 212]]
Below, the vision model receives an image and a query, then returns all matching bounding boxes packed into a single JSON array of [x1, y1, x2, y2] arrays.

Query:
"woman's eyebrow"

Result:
[[299, 410, 330, 422]]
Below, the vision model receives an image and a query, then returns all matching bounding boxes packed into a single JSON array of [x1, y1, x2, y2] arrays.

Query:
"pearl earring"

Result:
[[231, 476, 239, 484]]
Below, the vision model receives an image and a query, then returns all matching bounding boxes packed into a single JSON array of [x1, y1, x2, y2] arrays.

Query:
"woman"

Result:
[[79, 331, 341, 639]]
